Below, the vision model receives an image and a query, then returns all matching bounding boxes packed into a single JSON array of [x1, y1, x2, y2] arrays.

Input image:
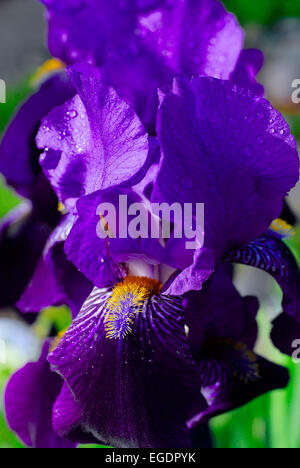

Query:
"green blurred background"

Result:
[[1, 0, 300, 448]]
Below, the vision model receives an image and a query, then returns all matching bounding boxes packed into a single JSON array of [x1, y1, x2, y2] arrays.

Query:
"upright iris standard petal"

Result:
[[41, 0, 244, 77], [40, 0, 263, 131], [36, 64, 150, 212], [153, 76, 299, 295], [0, 73, 74, 200], [40, 0, 140, 66], [223, 231, 300, 322], [138, 0, 244, 79], [48, 283, 205, 448], [5, 341, 76, 448], [230, 49, 264, 97]]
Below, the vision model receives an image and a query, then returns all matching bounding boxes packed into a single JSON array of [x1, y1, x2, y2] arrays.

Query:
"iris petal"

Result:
[[48, 286, 204, 447], [224, 231, 300, 322], [154, 76, 299, 295], [36, 63, 150, 213], [18, 215, 92, 317], [5, 341, 76, 448], [189, 350, 289, 426], [271, 313, 300, 357]]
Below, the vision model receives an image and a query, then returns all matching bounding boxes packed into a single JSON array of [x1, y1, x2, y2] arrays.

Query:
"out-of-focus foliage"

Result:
[[35, 307, 72, 339], [286, 116, 300, 143], [0, 180, 20, 218], [223, 0, 300, 25], [0, 81, 31, 134], [286, 225, 300, 266]]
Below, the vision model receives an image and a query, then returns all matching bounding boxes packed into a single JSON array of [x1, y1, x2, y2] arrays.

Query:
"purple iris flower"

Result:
[[16, 62, 154, 318], [5, 265, 288, 448], [45, 266, 288, 447], [0, 0, 264, 313], [6, 62, 298, 448], [39, 0, 264, 130]]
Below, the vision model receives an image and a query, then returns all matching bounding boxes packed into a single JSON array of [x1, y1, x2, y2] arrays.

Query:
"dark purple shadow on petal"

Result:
[[280, 200, 297, 226], [188, 354, 289, 426], [184, 264, 259, 356], [18, 215, 93, 318], [53, 383, 101, 445], [0, 204, 52, 313], [271, 313, 300, 357]]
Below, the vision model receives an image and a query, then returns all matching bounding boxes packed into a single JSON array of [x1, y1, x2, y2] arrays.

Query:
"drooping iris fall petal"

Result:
[[224, 231, 300, 323], [48, 284, 205, 448]]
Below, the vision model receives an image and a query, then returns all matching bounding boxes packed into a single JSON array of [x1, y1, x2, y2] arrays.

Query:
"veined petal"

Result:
[[53, 383, 101, 444], [48, 283, 204, 448], [223, 231, 300, 322], [271, 313, 300, 357], [39, 0, 261, 132], [36, 63, 150, 212]]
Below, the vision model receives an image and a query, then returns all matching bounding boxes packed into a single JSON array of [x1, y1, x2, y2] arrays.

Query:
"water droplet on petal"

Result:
[[69, 110, 78, 119]]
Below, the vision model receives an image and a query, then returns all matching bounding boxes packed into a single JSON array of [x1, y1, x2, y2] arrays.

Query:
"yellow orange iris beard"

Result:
[[104, 276, 162, 340], [270, 218, 294, 238]]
